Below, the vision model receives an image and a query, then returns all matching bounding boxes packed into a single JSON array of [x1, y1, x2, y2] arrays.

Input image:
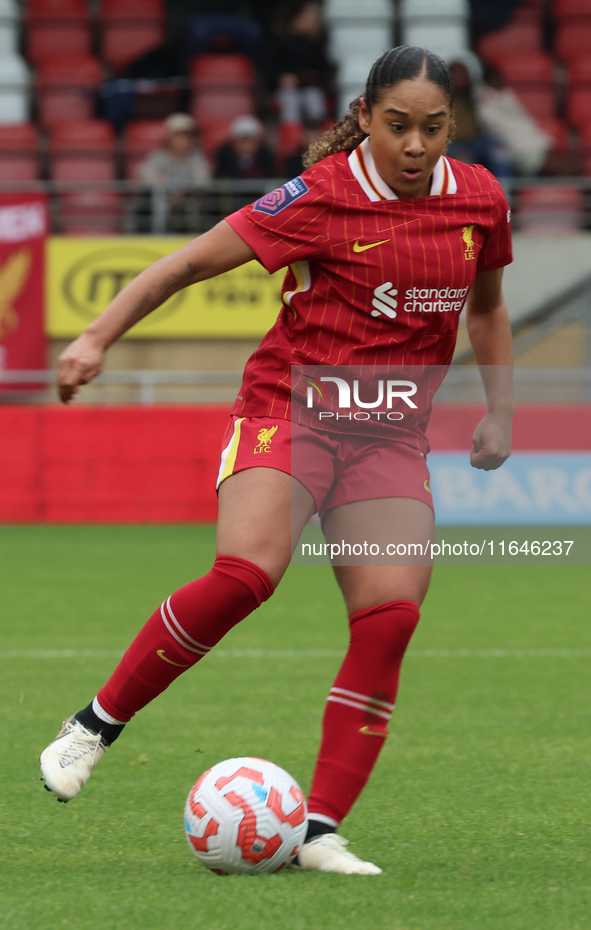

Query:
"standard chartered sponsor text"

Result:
[[403, 286, 469, 313]]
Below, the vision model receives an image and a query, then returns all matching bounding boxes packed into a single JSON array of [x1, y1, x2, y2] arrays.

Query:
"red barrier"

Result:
[[0, 405, 230, 522], [1, 404, 590, 523]]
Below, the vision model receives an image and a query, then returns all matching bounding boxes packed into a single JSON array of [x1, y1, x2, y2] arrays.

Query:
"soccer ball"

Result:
[[184, 757, 308, 875]]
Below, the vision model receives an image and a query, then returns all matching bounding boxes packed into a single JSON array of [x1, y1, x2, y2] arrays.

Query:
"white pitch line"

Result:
[[0, 648, 591, 660]]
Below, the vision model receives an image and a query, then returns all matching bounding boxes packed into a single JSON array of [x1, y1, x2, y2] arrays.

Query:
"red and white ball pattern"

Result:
[[184, 757, 308, 875]]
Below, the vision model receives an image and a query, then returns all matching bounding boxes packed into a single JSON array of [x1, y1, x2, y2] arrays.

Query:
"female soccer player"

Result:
[[40, 47, 514, 875]]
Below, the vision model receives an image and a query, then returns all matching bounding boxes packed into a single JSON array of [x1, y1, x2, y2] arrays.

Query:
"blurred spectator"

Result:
[[139, 113, 211, 232], [478, 64, 555, 177], [215, 115, 274, 179], [140, 113, 210, 189], [259, 2, 331, 122], [447, 51, 513, 178], [275, 70, 326, 124]]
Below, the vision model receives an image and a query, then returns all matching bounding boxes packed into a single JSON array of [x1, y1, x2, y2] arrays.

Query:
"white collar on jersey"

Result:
[[348, 136, 457, 202]]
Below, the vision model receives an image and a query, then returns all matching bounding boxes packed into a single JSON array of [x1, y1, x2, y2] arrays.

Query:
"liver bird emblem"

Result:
[[254, 425, 278, 453], [461, 225, 476, 259], [0, 249, 32, 338]]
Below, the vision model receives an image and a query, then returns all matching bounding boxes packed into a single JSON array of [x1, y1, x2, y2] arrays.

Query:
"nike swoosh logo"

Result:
[[359, 726, 389, 737], [353, 239, 390, 253], [157, 649, 190, 667]]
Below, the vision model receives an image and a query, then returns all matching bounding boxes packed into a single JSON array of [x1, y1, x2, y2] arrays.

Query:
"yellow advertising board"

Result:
[[46, 237, 286, 338]]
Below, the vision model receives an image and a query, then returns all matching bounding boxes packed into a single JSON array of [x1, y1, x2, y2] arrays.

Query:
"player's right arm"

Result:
[[57, 221, 255, 404]]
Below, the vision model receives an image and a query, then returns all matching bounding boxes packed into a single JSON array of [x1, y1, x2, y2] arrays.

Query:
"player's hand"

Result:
[[470, 411, 512, 470], [56, 332, 105, 405]]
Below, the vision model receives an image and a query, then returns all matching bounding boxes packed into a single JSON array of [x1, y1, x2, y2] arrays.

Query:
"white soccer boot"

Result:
[[40, 716, 108, 802], [297, 834, 382, 875]]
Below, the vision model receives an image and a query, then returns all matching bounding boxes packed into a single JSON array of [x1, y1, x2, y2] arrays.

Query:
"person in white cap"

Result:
[[215, 115, 274, 180], [140, 113, 211, 231]]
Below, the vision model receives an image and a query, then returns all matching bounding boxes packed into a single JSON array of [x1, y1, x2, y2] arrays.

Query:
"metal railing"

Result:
[[0, 176, 591, 235], [0, 179, 287, 235]]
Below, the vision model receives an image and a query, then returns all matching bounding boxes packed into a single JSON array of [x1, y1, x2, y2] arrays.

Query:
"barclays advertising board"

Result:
[[430, 453, 591, 525]]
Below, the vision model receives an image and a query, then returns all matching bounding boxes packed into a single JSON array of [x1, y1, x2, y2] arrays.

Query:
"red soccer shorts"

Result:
[[217, 416, 433, 519]]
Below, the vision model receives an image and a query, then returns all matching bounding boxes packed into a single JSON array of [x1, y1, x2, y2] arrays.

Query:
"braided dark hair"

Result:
[[304, 46, 455, 168]]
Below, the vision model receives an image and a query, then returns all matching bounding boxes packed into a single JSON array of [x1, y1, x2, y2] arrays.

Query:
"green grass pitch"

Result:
[[1, 525, 590, 930]]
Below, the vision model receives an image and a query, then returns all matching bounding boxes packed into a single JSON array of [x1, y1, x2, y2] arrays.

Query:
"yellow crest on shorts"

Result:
[[462, 225, 476, 260], [253, 425, 278, 454]]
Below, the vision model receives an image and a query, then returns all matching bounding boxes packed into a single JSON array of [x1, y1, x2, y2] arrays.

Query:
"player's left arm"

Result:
[[465, 266, 514, 471]]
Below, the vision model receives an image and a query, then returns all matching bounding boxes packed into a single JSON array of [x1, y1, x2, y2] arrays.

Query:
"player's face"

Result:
[[358, 76, 451, 198]]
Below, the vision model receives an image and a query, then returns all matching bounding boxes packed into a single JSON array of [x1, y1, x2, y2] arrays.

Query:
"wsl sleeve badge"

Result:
[[253, 177, 310, 215]]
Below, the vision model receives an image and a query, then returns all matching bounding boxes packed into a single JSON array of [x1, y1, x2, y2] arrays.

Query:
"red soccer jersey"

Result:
[[226, 137, 512, 424]]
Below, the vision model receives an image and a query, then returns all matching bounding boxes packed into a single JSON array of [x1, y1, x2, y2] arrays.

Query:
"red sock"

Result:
[[97, 556, 274, 722], [307, 600, 420, 825]]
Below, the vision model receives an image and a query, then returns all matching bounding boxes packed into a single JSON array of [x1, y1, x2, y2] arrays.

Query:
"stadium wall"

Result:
[[1, 405, 590, 524]]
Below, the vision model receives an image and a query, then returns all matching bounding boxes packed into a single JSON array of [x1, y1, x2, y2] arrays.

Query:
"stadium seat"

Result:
[[555, 23, 591, 63], [36, 55, 102, 126], [49, 119, 117, 181], [566, 89, 591, 128], [25, 0, 91, 65], [276, 121, 304, 157], [197, 118, 235, 156], [0, 122, 40, 180], [553, 0, 591, 21], [59, 190, 125, 235], [191, 90, 255, 128], [567, 55, 591, 88], [536, 116, 570, 155], [494, 51, 555, 85], [190, 53, 256, 151], [493, 52, 557, 120], [124, 119, 166, 179], [190, 54, 255, 88], [517, 186, 583, 234], [100, 0, 166, 73], [477, 21, 542, 62]]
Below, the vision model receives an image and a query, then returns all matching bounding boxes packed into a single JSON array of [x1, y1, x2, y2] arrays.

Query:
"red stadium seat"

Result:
[[567, 56, 591, 87], [190, 54, 256, 146], [513, 88, 557, 120], [517, 186, 583, 234], [0, 123, 40, 180], [190, 54, 255, 87], [567, 89, 591, 128], [555, 23, 591, 62], [493, 52, 557, 119], [494, 51, 555, 85], [192, 89, 254, 123], [100, 0, 166, 73], [276, 121, 304, 156], [124, 119, 167, 179], [49, 119, 117, 181], [101, 0, 165, 16], [25, 0, 91, 65], [197, 118, 234, 156], [554, 0, 591, 21], [36, 56, 103, 126], [59, 191, 125, 236], [536, 116, 570, 154], [477, 22, 542, 63]]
